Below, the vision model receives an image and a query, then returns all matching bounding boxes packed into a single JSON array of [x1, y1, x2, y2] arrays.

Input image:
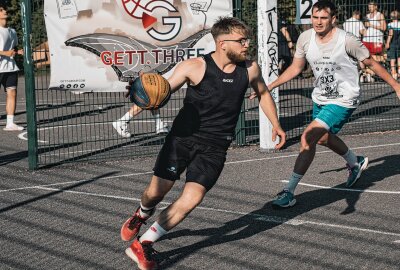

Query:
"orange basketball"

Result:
[[129, 73, 171, 110]]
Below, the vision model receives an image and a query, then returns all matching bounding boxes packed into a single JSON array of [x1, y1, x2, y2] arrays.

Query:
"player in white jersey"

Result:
[[266, 0, 400, 208]]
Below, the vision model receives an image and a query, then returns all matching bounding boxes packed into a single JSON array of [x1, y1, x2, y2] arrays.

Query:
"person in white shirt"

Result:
[[363, 1, 386, 56], [343, 10, 366, 38], [0, 4, 23, 131], [343, 10, 368, 82], [267, 0, 400, 208], [360, 1, 387, 82]]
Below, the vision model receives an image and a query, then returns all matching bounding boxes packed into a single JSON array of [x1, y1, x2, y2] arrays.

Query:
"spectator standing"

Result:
[[363, 1, 386, 56], [362, 1, 386, 82], [385, 10, 400, 80], [278, 18, 294, 74], [343, 10, 366, 38], [343, 10, 368, 82], [0, 4, 23, 131]]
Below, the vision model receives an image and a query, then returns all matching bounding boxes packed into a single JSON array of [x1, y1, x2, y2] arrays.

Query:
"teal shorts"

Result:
[[312, 103, 356, 134]]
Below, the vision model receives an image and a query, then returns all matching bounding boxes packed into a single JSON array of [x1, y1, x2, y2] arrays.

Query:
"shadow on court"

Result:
[[156, 154, 400, 268], [320, 154, 400, 214]]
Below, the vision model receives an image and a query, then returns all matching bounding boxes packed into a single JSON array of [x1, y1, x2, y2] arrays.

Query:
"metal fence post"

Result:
[[21, 0, 38, 170], [233, 0, 247, 146]]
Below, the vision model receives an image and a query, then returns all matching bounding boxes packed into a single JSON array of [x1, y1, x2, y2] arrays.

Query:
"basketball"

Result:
[[129, 73, 171, 110]]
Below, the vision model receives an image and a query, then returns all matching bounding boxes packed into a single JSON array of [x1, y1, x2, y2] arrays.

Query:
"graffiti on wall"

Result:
[[266, 7, 279, 80]]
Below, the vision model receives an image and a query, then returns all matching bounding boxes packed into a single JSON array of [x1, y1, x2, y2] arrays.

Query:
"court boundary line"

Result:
[[25, 186, 400, 240], [1, 141, 399, 193], [280, 180, 400, 194]]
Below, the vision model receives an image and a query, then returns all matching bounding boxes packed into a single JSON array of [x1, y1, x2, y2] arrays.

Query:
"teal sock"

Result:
[[284, 172, 303, 194]]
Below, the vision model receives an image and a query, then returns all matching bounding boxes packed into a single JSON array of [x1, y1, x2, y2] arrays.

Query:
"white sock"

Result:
[[6, 115, 14, 126], [342, 149, 358, 168], [139, 222, 167, 243], [284, 172, 303, 194], [119, 112, 133, 123], [139, 203, 154, 219]]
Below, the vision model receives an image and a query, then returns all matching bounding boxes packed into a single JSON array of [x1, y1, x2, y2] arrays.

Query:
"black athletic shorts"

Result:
[[153, 135, 227, 191], [0, 72, 18, 91]]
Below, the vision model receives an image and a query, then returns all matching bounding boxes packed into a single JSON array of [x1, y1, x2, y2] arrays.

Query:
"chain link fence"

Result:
[[23, 0, 399, 169]]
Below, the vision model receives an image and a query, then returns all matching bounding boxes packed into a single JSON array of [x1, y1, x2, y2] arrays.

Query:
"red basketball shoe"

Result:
[[121, 207, 150, 241], [125, 239, 159, 270]]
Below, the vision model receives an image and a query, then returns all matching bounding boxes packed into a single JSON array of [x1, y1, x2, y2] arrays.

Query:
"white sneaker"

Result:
[[112, 120, 131, 138], [156, 122, 170, 134], [3, 123, 24, 131]]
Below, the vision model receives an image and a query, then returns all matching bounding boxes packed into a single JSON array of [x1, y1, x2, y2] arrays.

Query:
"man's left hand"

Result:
[[272, 126, 286, 150]]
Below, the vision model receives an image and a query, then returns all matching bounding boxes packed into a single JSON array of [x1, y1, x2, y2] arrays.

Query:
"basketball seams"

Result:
[[139, 75, 150, 109], [130, 73, 171, 110], [155, 74, 162, 109]]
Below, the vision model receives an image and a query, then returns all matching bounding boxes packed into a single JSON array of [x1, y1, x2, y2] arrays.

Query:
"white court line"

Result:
[[1, 141, 400, 193], [225, 142, 400, 165], [349, 117, 400, 124], [0, 171, 153, 193], [24, 186, 400, 240], [280, 180, 400, 194]]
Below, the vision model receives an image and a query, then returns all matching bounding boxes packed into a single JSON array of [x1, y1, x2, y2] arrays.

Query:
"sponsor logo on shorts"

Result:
[[167, 166, 177, 173]]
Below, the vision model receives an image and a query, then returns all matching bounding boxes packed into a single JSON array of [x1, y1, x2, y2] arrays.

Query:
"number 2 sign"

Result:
[[295, 0, 318, 24]]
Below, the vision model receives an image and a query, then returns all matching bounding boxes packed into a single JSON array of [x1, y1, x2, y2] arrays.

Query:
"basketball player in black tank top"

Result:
[[121, 17, 286, 270]]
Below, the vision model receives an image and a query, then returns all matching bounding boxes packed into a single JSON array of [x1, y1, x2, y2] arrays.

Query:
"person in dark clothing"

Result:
[[120, 16, 286, 270], [278, 18, 294, 73], [385, 10, 400, 80]]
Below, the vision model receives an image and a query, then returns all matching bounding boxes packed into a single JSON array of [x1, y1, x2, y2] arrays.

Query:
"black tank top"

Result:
[[170, 52, 249, 147]]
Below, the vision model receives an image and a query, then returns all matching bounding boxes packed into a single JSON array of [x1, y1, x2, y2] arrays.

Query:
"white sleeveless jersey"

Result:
[[363, 12, 384, 43], [306, 29, 360, 108]]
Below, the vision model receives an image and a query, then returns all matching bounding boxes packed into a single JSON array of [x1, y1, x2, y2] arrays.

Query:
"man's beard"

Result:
[[227, 50, 247, 62]]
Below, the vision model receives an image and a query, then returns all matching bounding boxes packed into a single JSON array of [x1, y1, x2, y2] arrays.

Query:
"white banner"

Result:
[[44, 0, 232, 92], [258, 0, 279, 150], [295, 0, 318, 24]]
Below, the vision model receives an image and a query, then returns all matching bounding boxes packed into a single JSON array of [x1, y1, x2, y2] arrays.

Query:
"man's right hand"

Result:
[[125, 71, 146, 98], [125, 79, 133, 98]]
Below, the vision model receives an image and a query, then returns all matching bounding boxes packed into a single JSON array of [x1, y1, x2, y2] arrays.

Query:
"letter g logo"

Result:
[[122, 0, 182, 41]]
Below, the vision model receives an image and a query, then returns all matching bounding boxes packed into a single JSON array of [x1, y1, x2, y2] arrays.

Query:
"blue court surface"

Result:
[[1, 126, 399, 269]]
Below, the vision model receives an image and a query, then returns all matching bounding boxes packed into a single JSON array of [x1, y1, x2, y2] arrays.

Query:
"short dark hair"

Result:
[[312, 0, 337, 18], [211, 16, 251, 40], [0, 0, 7, 10], [352, 10, 361, 16]]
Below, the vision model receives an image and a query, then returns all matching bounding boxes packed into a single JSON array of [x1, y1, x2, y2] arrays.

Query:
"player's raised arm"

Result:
[[268, 56, 306, 91]]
